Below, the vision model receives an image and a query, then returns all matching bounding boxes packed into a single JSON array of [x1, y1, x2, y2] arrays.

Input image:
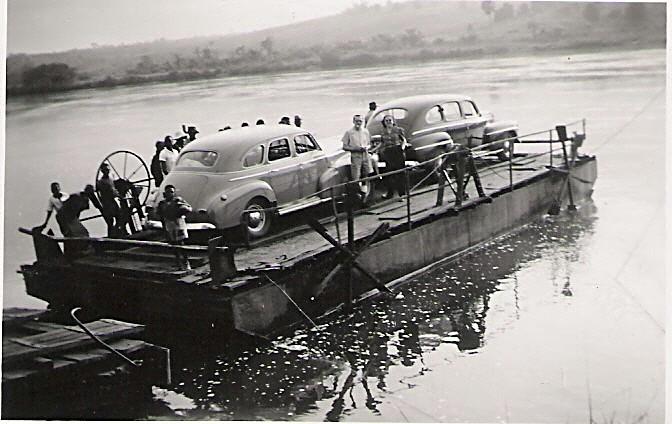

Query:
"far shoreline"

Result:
[[6, 42, 665, 99]]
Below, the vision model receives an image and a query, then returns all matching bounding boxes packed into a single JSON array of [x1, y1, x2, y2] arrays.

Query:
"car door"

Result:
[[293, 133, 328, 198], [460, 100, 488, 147], [266, 138, 301, 205], [438, 101, 472, 146]]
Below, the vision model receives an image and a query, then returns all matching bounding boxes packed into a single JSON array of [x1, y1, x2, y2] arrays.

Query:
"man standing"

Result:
[[37, 182, 69, 235], [96, 163, 121, 236], [159, 136, 178, 176], [151, 141, 165, 188], [364, 101, 377, 125], [157, 184, 192, 270], [341, 114, 372, 187]]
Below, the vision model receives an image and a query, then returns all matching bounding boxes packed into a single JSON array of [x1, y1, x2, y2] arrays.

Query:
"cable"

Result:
[[592, 88, 665, 153]]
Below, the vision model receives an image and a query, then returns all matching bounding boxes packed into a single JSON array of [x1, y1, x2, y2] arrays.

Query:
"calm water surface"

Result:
[[3, 49, 665, 421]]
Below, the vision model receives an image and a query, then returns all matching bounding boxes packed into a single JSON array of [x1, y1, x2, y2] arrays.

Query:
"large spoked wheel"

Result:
[[244, 197, 272, 239], [96, 150, 151, 205]]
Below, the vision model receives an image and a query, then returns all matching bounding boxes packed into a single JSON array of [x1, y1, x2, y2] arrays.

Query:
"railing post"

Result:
[[330, 187, 341, 245], [405, 168, 412, 230], [549, 129, 553, 167], [436, 156, 446, 206], [556, 125, 577, 212], [345, 182, 357, 310], [508, 144, 514, 191]]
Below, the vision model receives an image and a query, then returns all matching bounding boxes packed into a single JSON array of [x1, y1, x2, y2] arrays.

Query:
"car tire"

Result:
[[243, 197, 272, 239]]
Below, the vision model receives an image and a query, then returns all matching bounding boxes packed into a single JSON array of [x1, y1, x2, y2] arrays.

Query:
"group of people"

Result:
[[218, 115, 302, 131], [342, 101, 407, 199], [151, 125, 200, 187]]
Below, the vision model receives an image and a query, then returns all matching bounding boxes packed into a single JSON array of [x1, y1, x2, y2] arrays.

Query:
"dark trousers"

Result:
[[381, 145, 406, 196], [452, 150, 485, 206]]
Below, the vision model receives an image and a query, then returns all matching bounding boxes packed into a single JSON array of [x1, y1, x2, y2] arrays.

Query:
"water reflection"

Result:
[[45, 205, 595, 420]]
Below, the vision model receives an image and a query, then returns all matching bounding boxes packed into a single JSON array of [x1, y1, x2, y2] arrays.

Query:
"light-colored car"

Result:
[[367, 94, 519, 162], [148, 125, 352, 238]]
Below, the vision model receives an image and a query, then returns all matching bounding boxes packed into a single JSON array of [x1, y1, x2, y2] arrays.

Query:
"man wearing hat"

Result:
[[182, 124, 199, 142], [294, 115, 302, 127], [365, 101, 377, 125]]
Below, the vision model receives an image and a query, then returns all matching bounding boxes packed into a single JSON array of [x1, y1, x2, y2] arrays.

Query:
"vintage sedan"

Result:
[[148, 125, 353, 238], [367, 94, 519, 162]]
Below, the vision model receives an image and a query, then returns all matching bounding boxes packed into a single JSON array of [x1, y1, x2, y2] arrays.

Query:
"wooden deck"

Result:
[[34, 154, 556, 289], [2, 308, 170, 419]]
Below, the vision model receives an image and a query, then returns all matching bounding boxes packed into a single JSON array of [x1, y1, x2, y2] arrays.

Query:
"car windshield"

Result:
[[176, 151, 218, 169]]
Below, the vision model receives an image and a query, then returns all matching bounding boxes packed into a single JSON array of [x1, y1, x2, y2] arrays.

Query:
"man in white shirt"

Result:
[[341, 114, 372, 183], [159, 136, 178, 175], [38, 182, 69, 234]]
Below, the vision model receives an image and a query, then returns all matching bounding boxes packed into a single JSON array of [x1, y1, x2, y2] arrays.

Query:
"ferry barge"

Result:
[[18, 123, 596, 339]]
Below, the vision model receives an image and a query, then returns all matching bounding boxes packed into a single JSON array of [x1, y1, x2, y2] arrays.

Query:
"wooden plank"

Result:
[[3, 308, 46, 323], [3, 320, 143, 365], [73, 254, 192, 278]]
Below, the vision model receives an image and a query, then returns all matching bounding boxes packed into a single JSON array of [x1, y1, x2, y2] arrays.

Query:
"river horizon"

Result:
[[2, 48, 666, 421]]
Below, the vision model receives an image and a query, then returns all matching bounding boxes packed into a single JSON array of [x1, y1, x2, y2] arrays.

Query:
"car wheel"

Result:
[[243, 197, 272, 238], [497, 131, 516, 162]]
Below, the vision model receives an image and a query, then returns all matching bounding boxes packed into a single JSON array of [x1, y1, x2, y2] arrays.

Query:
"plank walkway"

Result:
[[41, 154, 554, 283], [232, 155, 551, 271]]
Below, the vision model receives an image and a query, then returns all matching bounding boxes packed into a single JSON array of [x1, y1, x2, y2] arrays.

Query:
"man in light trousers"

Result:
[[341, 114, 372, 193]]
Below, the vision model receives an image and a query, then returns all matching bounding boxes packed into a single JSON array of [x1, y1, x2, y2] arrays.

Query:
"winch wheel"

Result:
[[96, 150, 152, 205]]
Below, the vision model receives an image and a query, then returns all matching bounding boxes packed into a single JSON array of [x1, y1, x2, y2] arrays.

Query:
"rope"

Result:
[[592, 88, 664, 153], [607, 203, 665, 332], [70, 307, 140, 367], [264, 274, 319, 329]]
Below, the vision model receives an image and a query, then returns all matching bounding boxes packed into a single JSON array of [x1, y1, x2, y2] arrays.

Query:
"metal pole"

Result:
[[331, 187, 341, 245], [346, 182, 355, 310], [508, 145, 514, 191], [549, 129, 553, 167], [405, 168, 412, 230], [436, 157, 445, 206]]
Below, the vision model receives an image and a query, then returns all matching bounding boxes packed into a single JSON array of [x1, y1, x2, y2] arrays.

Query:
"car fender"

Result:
[[318, 162, 349, 198], [409, 132, 454, 162], [484, 120, 519, 139], [206, 180, 277, 229]]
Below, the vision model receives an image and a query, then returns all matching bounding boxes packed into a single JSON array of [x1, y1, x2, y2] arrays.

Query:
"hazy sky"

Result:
[[7, 0, 390, 54]]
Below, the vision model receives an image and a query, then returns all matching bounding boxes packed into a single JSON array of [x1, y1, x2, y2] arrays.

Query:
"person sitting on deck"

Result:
[[157, 184, 192, 270], [36, 182, 69, 235]]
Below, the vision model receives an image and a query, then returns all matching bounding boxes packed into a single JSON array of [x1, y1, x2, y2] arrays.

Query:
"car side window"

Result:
[[294, 134, 319, 154], [461, 101, 479, 117], [268, 138, 291, 161], [373, 108, 408, 122], [440, 102, 462, 121], [242, 144, 265, 167], [425, 105, 444, 124]]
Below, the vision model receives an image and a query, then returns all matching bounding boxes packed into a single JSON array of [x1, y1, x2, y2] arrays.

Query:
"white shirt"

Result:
[[47, 193, 69, 212], [159, 149, 178, 173], [342, 127, 371, 152]]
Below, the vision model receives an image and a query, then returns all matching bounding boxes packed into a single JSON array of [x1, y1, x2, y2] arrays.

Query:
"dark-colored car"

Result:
[[367, 94, 519, 162]]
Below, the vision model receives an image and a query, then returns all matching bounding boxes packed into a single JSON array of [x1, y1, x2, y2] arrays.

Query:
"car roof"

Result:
[[182, 124, 306, 156], [375, 94, 472, 111]]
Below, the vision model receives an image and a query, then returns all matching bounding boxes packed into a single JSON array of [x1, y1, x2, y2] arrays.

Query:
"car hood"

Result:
[[151, 172, 209, 210]]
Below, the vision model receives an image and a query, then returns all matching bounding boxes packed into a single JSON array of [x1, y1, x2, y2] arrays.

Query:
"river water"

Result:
[[3, 49, 666, 421]]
